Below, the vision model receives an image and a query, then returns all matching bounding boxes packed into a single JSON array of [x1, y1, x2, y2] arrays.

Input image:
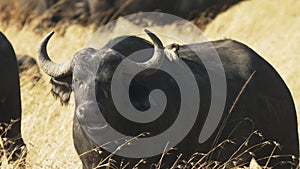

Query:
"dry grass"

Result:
[[0, 0, 299, 168]]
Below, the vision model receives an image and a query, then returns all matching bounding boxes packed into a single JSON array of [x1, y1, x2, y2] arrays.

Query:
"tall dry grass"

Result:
[[0, 0, 299, 168]]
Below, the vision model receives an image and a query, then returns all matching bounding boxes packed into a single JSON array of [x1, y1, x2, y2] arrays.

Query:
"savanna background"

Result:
[[0, 0, 299, 168]]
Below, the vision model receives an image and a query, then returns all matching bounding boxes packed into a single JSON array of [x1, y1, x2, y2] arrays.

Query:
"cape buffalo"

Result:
[[84, 0, 242, 19], [16, 54, 41, 83], [16, 54, 37, 73], [38, 30, 299, 168], [0, 32, 26, 165]]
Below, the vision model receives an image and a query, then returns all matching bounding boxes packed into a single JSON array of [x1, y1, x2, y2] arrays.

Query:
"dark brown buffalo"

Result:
[[0, 32, 26, 166], [38, 30, 299, 168], [16, 54, 41, 84], [17, 55, 37, 73], [84, 0, 241, 18]]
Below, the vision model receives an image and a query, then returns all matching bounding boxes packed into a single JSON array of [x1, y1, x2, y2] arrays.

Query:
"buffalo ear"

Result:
[[50, 76, 72, 105]]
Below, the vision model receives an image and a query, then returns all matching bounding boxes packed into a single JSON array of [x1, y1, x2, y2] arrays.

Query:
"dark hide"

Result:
[[44, 35, 299, 169], [0, 32, 26, 165]]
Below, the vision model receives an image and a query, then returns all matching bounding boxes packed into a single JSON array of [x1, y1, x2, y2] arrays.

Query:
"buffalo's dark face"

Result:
[[71, 48, 123, 135], [37, 29, 167, 137], [38, 30, 164, 103]]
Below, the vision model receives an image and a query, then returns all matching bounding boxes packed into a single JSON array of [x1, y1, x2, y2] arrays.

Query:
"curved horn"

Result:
[[144, 29, 163, 49], [38, 31, 74, 78], [123, 29, 165, 76], [136, 29, 164, 68]]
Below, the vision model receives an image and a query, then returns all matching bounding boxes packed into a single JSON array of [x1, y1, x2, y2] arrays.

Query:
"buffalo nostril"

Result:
[[77, 106, 85, 118]]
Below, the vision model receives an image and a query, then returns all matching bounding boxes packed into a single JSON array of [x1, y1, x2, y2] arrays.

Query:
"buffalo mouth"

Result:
[[79, 118, 108, 135], [85, 122, 108, 134], [75, 102, 108, 134]]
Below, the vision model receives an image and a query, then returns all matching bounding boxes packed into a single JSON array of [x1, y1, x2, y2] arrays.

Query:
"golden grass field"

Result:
[[0, 0, 299, 168]]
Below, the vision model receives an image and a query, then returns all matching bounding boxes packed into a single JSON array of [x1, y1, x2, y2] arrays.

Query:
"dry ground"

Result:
[[0, 0, 299, 168]]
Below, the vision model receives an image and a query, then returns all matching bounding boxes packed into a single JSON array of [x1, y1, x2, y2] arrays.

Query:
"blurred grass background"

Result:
[[0, 0, 299, 168]]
